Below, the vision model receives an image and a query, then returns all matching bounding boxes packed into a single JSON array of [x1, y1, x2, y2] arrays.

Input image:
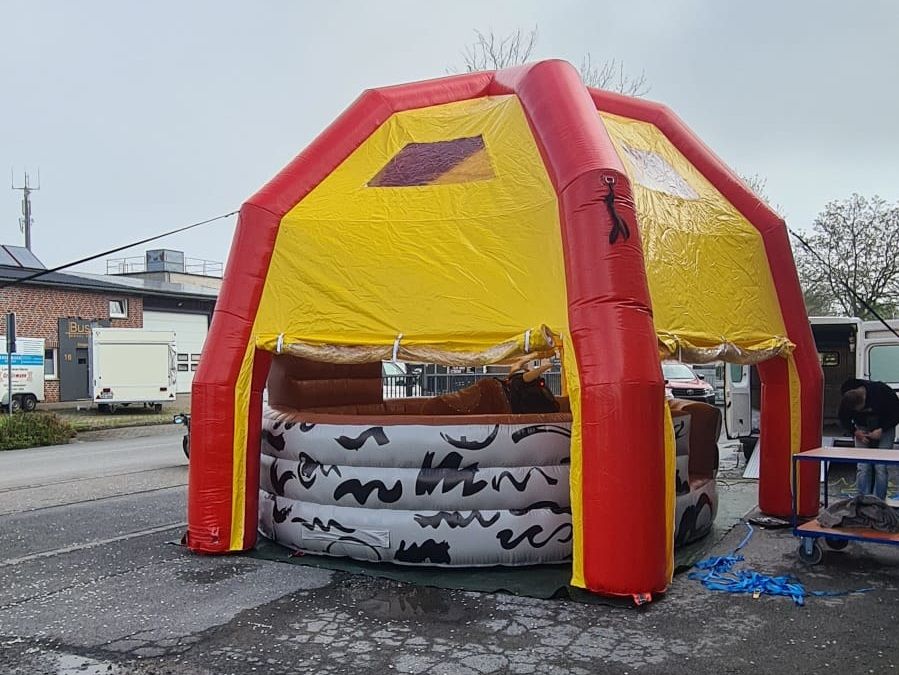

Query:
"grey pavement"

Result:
[[74, 424, 187, 443], [0, 431, 897, 674], [0, 425, 185, 515]]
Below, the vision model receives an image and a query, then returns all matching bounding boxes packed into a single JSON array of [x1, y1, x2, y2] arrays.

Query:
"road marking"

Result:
[[0, 482, 188, 517], [0, 521, 187, 568], [0, 464, 187, 494]]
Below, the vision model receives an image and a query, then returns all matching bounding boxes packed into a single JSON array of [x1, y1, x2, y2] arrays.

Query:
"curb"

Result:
[[74, 424, 184, 443]]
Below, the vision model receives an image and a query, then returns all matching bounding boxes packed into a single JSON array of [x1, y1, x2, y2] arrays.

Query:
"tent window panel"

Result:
[[368, 135, 495, 187], [620, 144, 699, 200]]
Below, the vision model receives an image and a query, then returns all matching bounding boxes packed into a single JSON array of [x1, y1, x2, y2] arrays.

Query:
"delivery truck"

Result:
[[724, 316, 899, 456], [810, 316, 899, 425], [0, 337, 46, 412], [90, 328, 177, 413]]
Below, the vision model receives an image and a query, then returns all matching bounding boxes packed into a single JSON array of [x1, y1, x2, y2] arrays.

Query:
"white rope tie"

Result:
[[276, 333, 284, 354], [524, 329, 531, 354], [392, 333, 403, 363]]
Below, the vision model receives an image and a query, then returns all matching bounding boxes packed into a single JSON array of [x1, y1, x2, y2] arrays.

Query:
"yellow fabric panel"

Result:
[[662, 402, 676, 582], [255, 96, 567, 351], [787, 354, 802, 504], [600, 113, 788, 355], [562, 338, 586, 589], [430, 148, 494, 184], [230, 340, 256, 550]]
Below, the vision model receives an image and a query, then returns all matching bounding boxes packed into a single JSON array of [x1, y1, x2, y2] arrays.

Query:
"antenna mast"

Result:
[[11, 169, 40, 251]]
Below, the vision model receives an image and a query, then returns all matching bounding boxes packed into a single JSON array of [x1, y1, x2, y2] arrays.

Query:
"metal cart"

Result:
[[792, 446, 899, 565]]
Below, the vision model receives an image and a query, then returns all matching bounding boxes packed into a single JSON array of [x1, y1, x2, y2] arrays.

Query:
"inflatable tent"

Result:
[[187, 60, 822, 599]]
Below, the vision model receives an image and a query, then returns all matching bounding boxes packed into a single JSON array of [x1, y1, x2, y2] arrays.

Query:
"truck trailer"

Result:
[[90, 328, 177, 412]]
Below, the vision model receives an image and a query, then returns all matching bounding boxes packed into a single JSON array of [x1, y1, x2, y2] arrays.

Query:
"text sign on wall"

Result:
[[58, 318, 94, 401]]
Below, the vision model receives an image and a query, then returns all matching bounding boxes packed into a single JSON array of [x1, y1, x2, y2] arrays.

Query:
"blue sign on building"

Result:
[[0, 354, 43, 366]]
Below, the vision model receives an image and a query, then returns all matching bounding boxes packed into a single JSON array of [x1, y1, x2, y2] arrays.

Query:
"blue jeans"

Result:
[[855, 425, 895, 501]]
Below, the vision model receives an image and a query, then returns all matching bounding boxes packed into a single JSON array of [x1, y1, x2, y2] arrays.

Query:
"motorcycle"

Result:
[[174, 413, 191, 459]]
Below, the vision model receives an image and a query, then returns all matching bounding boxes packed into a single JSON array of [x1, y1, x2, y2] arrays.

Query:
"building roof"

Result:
[[0, 245, 46, 269], [0, 265, 218, 301], [67, 271, 219, 299]]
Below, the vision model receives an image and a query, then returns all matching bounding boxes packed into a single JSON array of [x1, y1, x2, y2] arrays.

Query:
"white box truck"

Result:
[[724, 316, 899, 459], [90, 328, 177, 413], [0, 337, 46, 412]]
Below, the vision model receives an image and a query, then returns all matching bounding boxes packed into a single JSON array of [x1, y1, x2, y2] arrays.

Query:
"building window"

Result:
[[109, 299, 128, 319], [44, 348, 58, 380]]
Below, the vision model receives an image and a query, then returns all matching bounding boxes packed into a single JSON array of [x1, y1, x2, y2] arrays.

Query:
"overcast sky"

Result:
[[2, 1, 897, 273]]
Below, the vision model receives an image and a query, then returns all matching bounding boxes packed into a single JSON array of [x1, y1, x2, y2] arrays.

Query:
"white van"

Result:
[[0, 337, 46, 412]]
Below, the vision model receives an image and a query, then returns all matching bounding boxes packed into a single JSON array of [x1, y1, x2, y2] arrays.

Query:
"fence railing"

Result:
[[382, 370, 562, 399], [106, 256, 224, 277]]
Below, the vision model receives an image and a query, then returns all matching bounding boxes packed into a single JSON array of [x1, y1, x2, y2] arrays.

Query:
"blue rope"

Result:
[[688, 523, 874, 606], [735, 521, 754, 551]]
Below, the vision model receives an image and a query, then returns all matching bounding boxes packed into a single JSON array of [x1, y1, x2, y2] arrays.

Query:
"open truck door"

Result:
[[861, 320, 899, 396], [809, 317, 861, 427], [865, 337, 899, 448], [861, 320, 899, 447], [724, 363, 751, 439], [865, 341, 899, 392]]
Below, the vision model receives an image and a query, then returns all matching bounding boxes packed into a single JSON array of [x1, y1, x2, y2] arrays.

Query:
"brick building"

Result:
[[0, 246, 217, 403]]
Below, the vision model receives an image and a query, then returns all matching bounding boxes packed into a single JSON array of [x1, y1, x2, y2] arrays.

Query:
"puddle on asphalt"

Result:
[[355, 584, 470, 622], [53, 652, 120, 674]]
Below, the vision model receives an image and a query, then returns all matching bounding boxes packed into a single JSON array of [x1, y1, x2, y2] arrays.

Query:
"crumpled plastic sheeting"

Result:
[[657, 334, 794, 365], [601, 113, 789, 359], [253, 96, 569, 357], [258, 328, 790, 369], [257, 324, 558, 367]]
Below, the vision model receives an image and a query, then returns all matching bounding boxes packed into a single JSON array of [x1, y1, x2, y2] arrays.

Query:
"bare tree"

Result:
[[457, 28, 649, 96], [739, 173, 783, 216], [740, 173, 769, 201], [794, 249, 843, 317], [793, 194, 899, 319], [460, 27, 539, 72], [578, 54, 649, 97]]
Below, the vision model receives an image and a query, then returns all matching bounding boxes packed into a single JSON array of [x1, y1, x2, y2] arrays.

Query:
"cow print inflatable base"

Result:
[[259, 406, 716, 566]]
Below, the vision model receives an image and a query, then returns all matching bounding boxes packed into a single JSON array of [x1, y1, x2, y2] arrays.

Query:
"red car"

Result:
[[662, 361, 716, 405]]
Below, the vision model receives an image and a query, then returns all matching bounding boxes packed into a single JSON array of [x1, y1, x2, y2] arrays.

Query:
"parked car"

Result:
[[662, 361, 716, 405], [689, 362, 725, 405]]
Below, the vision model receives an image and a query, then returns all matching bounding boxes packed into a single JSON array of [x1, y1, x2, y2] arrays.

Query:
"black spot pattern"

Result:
[[395, 539, 451, 564], [333, 479, 403, 505]]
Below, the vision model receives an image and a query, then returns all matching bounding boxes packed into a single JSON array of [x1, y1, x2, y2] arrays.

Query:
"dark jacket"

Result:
[[839, 379, 899, 433], [818, 494, 899, 532], [502, 372, 559, 414]]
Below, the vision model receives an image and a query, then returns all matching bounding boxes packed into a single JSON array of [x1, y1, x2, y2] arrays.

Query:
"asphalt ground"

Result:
[[0, 428, 897, 674]]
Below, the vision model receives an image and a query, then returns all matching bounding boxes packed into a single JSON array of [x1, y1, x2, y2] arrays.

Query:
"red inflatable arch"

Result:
[[186, 60, 822, 599]]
